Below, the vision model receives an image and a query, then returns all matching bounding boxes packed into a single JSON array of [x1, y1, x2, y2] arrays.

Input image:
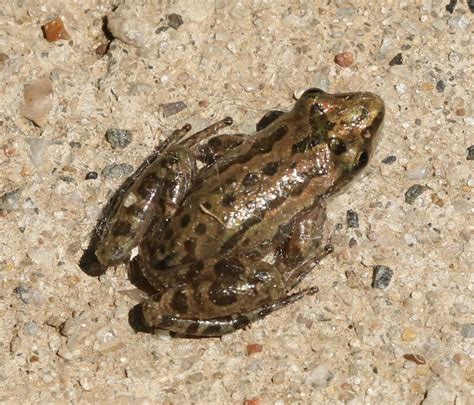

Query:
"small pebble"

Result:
[[334, 52, 354, 67], [161, 101, 187, 118], [469, 0, 474, 12], [436, 80, 446, 92], [346, 210, 359, 228], [448, 15, 471, 29], [371, 265, 393, 289], [167, 14, 184, 30], [85, 171, 98, 180], [95, 43, 108, 56], [401, 327, 417, 342], [246, 343, 263, 355], [467, 145, 474, 160], [20, 76, 54, 127], [382, 155, 397, 164], [61, 315, 89, 337], [105, 128, 133, 149], [395, 83, 407, 94], [0, 52, 9, 66], [101, 163, 134, 179], [23, 321, 40, 335], [0, 188, 22, 211], [69, 141, 82, 148], [42, 17, 70, 42], [389, 53, 403, 66], [305, 364, 334, 388], [405, 184, 426, 204], [13, 285, 45, 305], [460, 323, 474, 338], [421, 82, 434, 91], [403, 354, 426, 365]]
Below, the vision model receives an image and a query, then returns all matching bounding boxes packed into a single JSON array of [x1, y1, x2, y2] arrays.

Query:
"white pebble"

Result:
[[395, 83, 407, 94], [448, 16, 471, 30]]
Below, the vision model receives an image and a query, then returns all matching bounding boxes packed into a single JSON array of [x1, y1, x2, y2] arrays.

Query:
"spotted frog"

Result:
[[96, 89, 384, 336]]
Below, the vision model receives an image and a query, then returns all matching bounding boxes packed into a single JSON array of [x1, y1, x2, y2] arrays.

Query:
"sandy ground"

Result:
[[1, 1, 473, 403]]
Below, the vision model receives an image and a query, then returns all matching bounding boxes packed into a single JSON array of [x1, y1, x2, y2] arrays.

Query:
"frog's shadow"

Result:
[[78, 110, 285, 336]]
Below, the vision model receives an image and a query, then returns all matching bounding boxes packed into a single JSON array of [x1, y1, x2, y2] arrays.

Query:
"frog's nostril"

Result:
[[355, 151, 369, 169]]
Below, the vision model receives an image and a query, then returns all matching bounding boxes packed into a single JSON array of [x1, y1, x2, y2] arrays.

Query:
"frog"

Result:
[[95, 88, 384, 337]]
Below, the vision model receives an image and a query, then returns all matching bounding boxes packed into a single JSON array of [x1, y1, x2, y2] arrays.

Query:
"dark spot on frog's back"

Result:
[[209, 281, 238, 306], [262, 161, 279, 176], [186, 260, 204, 279], [242, 172, 258, 187], [194, 223, 207, 235], [112, 220, 132, 236], [171, 290, 189, 313], [213, 258, 245, 276], [222, 193, 236, 206], [137, 172, 162, 198], [180, 213, 191, 228]]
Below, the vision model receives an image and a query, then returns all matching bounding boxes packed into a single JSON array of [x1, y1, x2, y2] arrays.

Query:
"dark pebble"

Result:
[[403, 354, 426, 365], [348, 238, 358, 248], [85, 171, 98, 180], [405, 184, 426, 204], [436, 80, 446, 92], [372, 265, 393, 289], [346, 210, 359, 228], [161, 101, 187, 118], [101, 163, 134, 179], [445, 0, 457, 13], [469, 0, 474, 13], [382, 155, 397, 164], [155, 26, 169, 34], [69, 141, 82, 148], [167, 14, 184, 30], [59, 175, 75, 184], [467, 145, 474, 160], [105, 128, 133, 149], [389, 53, 403, 66]]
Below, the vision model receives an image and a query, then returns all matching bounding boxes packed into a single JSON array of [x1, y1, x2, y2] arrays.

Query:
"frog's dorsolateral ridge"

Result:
[[95, 89, 385, 336]]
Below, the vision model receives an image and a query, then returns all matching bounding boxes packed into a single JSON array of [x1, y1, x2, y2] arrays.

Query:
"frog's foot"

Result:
[[180, 117, 234, 148], [142, 287, 318, 337]]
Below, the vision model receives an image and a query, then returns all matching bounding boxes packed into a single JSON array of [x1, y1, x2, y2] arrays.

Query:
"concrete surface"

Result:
[[0, 1, 472, 403]]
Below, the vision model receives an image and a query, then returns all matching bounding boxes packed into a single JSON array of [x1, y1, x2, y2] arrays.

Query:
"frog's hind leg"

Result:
[[142, 287, 318, 337], [95, 145, 197, 267]]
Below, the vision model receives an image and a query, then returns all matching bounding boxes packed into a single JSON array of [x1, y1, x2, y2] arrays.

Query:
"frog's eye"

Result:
[[355, 150, 369, 169], [328, 137, 347, 155]]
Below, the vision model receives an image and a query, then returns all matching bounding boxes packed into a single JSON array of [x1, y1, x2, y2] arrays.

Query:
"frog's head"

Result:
[[296, 88, 384, 176]]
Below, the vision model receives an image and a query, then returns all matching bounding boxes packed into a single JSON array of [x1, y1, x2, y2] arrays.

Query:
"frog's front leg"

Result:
[[96, 145, 197, 267], [275, 205, 333, 290]]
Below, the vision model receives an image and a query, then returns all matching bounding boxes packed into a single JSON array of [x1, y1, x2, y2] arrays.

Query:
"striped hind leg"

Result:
[[142, 287, 319, 337]]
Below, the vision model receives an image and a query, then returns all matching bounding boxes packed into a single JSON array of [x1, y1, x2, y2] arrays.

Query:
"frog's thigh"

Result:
[[96, 146, 196, 267], [143, 287, 318, 337], [197, 133, 246, 165]]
